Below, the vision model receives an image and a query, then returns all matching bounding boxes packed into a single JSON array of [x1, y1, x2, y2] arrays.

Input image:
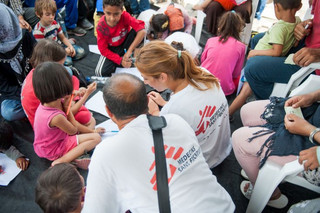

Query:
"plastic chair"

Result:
[[270, 62, 320, 98], [194, 10, 206, 44], [246, 159, 320, 213], [289, 74, 320, 97], [241, 0, 259, 46]]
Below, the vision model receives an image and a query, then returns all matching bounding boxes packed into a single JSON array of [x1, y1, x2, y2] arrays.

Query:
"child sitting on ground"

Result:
[[229, 0, 302, 118], [0, 120, 29, 171], [201, 11, 246, 96], [95, 0, 146, 77], [32, 62, 105, 169], [33, 0, 85, 66], [21, 39, 96, 130], [35, 163, 85, 213], [148, 3, 193, 40]]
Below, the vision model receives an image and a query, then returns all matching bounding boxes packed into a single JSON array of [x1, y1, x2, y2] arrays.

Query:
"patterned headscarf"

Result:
[[0, 3, 22, 53]]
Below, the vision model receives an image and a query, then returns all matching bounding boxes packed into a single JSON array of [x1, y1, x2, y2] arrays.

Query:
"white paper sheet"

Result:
[[0, 153, 21, 186], [85, 91, 109, 117], [89, 45, 101, 55], [96, 119, 119, 141], [115, 67, 143, 80]]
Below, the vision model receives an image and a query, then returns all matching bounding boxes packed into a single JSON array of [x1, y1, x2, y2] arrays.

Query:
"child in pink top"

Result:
[[33, 62, 105, 169], [21, 40, 95, 129], [201, 11, 246, 96]]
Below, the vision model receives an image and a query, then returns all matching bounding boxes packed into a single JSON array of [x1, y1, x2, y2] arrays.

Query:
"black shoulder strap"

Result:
[[147, 115, 171, 213]]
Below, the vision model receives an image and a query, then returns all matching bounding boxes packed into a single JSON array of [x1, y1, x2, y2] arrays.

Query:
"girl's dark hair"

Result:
[[30, 39, 66, 68], [35, 163, 83, 213], [170, 41, 185, 51], [0, 119, 13, 150], [217, 11, 245, 43], [151, 14, 169, 33], [103, 0, 124, 7], [33, 62, 73, 104]]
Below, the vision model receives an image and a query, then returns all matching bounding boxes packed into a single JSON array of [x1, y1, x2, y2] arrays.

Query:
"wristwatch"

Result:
[[309, 128, 320, 144]]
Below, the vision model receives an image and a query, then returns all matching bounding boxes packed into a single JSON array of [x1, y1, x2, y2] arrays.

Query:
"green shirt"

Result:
[[255, 16, 301, 56]]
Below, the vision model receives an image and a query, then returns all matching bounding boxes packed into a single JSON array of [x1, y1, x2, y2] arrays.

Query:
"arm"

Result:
[[247, 44, 283, 59], [293, 47, 320, 67], [71, 82, 97, 115], [58, 33, 76, 57], [299, 146, 319, 171], [3, 145, 29, 171], [294, 19, 313, 42], [124, 29, 146, 62], [148, 98, 160, 116], [9, 0, 31, 31]]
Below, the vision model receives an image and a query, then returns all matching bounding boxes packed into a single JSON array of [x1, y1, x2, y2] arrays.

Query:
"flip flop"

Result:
[[241, 169, 249, 180], [240, 180, 288, 209]]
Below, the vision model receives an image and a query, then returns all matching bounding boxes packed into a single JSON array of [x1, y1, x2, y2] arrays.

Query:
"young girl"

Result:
[[201, 11, 246, 96], [32, 62, 104, 169], [135, 40, 232, 169], [21, 39, 96, 130]]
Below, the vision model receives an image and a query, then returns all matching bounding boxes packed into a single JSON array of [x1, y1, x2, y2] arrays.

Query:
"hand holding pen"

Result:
[[121, 48, 132, 68]]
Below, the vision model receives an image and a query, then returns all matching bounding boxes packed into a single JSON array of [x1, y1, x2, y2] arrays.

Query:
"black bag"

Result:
[[70, 66, 88, 88]]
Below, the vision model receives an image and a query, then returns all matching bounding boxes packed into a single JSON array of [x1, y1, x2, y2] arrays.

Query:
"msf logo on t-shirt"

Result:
[[195, 105, 216, 136], [149, 145, 184, 191]]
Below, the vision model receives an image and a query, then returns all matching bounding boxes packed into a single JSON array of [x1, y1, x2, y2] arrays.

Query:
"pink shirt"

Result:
[[201, 36, 246, 95], [306, 0, 320, 48], [33, 104, 76, 161]]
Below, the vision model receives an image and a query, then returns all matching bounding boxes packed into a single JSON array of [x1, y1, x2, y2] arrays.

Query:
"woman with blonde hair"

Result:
[[135, 40, 231, 168]]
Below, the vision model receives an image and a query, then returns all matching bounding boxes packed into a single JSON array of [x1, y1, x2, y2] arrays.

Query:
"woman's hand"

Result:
[[148, 98, 160, 116], [15, 157, 29, 171], [285, 92, 317, 108], [284, 114, 315, 136], [299, 146, 319, 171], [18, 15, 31, 32], [148, 91, 167, 107]]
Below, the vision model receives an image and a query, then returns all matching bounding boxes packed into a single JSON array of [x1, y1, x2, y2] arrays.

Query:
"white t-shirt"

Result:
[[82, 114, 234, 213], [160, 83, 231, 168]]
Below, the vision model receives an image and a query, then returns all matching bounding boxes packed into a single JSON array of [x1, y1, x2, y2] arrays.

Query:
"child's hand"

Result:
[[148, 91, 167, 107], [121, 53, 132, 68], [247, 50, 256, 59], [66, 46, 76, 57], [78, 87, 87, 97], [85, 82, 97, 96], [94, 127, 106, 134], [15, 157, 29, 171]]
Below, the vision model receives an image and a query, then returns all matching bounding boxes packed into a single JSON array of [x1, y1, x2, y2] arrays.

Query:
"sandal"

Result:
[[240, 180, 288, 209]]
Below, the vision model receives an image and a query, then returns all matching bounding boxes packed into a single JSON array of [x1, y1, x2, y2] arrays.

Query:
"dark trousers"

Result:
[[95, 29, 137, 77]]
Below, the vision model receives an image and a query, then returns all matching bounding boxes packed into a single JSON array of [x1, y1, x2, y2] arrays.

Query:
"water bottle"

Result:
[[86, 76, 109, 84]]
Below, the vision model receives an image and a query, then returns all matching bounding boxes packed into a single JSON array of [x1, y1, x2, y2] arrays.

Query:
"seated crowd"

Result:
[[0, 0, 319, 212]]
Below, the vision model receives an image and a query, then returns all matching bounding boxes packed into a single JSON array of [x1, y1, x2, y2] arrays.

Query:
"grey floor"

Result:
[[0, 20, 318, 213]]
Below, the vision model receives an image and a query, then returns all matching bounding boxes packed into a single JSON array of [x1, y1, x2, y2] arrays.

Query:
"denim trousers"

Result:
[[1, 99, 26, 121], [130, 0, 150, 14]]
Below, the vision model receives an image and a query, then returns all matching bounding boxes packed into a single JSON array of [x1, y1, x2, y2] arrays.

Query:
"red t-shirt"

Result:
[[306, 0, 320, 48], [21, 69, 80, 128], [96, 11, 145, 65]]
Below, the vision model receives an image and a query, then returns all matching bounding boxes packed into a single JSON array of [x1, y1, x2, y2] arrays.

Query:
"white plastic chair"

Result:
[[241, 0, 259, 46], [270, 62, 320, 97], [289, 74, 320, 97], [246, 159, 320, 213]]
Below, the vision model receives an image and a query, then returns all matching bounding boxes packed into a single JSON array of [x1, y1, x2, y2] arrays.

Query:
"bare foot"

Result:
[[192, 4, 204, 10]]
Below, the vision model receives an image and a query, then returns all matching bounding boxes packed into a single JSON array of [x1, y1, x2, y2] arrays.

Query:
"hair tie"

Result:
[[177, 50, 181, 58], [161, 21, 169, 29], [231, 10, 236, 13]]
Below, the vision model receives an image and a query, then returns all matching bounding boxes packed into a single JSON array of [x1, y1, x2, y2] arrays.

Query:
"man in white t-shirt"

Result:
[[82, 73, 235, 213]]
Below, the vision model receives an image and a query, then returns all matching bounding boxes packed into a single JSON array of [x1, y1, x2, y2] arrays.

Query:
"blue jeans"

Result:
[[55, 0, 78, 29], [1, 99, 26, 121], [245, 33, 305, 100], [130, 0, 150, 14], [255, 0, 267, 20]]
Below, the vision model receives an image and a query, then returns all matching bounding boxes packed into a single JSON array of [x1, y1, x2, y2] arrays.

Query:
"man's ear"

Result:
[[105, 106, 113, 119]]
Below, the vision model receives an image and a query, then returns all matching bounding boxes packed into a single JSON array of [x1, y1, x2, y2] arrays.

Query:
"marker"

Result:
[[124, 48, 127, 54], [305, 24, 309, 29], [108, 130, 119, 133], [66, 93, 74, 115]]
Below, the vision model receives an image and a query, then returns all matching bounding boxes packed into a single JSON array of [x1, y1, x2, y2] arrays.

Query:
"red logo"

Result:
[[195, 105, 216, 136], [149, 146, 184, 191]]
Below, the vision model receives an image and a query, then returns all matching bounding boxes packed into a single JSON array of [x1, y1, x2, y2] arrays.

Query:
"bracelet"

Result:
[[309, 128, 320, 144]]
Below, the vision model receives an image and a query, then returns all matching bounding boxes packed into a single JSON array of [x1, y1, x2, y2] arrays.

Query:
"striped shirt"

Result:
[[33, 20, 63, 42]]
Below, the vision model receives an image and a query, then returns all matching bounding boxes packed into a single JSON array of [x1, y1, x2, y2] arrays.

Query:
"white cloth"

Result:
[[165, 32, 201, 58], [83, 114, 234, 213], [160, 82, 231, 168]]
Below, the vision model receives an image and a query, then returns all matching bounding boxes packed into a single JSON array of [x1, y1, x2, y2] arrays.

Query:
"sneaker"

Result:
[[73, 154, 91, 170], [240, 180, 288, 209], [78, 18, 94, 31], [67, 27, 87, 37]]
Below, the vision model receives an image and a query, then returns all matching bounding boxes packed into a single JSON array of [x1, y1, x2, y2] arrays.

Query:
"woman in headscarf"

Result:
[[0, 3, 36, 121]]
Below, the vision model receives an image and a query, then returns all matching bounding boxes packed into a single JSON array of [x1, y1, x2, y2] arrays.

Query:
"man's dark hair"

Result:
[[0, 119, 13, 150], [274, 0, 301, 10], [103, 0, 124, 8], [103, 73, 148, 120], [35, 163, 83, 213], [33, 62, 73, 104]]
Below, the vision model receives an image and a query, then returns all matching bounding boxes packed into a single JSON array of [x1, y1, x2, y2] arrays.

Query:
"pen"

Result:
[[124, 48, 127, 54], [66, 93, 74, 115], [305, 24, 309, 29], [108, 130, 119, 133]]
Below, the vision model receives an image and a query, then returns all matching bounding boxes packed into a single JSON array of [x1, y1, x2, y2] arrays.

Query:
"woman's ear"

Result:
[[159, 73, 168, 82]]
